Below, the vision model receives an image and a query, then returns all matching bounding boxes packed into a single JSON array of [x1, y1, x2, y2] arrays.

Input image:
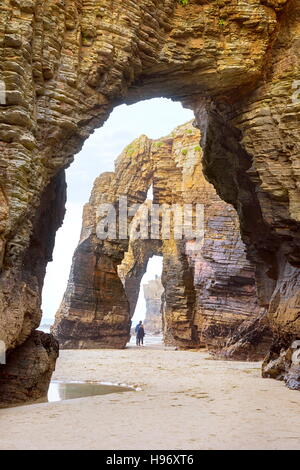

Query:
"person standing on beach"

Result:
[[137, 323, 145, 346], [135, 321, 142, 346]]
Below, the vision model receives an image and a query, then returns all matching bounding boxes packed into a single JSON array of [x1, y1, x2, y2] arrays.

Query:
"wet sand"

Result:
[[0, 342, 300, 450]]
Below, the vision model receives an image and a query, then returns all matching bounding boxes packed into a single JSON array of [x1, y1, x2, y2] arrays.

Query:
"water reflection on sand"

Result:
[[48, 381, 135, 402]]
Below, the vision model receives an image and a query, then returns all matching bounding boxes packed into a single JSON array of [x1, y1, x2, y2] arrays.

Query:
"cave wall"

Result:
[[0, 0, 299, 402], [0, 170, 63, 405], [194, 0, 300, 380]]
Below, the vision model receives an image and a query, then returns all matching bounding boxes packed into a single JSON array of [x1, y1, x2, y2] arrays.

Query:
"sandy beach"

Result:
[[0, 341, 300, 450]]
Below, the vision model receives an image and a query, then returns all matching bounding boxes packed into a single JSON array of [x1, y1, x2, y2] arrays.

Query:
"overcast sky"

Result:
[[41, 98, 194, 323]]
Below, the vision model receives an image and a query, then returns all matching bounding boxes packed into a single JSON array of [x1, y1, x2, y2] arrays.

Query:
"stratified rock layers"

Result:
[[53, 122, 267, 357], [0, 0, 299, 397], [0, 331, 58, 407], [0, 168, 65, 405], [143, 276, 164, 335], [262, 338, 300, 390]]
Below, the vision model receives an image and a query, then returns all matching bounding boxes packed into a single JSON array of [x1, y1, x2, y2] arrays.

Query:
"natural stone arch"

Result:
[[0, 0, 299, 404], [52, 122, 268, 355], [118, 234, 163, 322]]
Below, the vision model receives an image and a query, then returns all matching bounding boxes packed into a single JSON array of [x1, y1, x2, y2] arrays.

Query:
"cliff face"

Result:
[[53, 122, 267, 357], [0, 0, 299, 402], [0, 169, 64, 405], [143, 276, 164, 335]]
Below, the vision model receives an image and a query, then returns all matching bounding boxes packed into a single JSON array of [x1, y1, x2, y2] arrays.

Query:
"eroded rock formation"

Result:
[[0, 331, 58, 407], [262, 338, 300, 390], [0, 0, 299, 399], [143, 276, 164, 335], [53, 122, 267, 356], [0, 169, 64, 405]]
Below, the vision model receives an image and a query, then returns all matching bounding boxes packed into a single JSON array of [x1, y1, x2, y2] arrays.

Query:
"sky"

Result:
[[41, 98, 194, 323], [132, 255, 163, 325]]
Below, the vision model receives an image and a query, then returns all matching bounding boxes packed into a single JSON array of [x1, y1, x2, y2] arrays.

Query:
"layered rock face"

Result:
[[143, 276, 164, 335], [0, 331, 58, 407], [53, 122, 266, 356], [194, 0, 300, 379], [0, 0, 299, 398], [262, 338, 300, 390], [0, 169, 64, 405]]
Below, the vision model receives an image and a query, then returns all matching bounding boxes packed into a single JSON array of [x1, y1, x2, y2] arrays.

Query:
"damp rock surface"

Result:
[[0, 331, 58, 407]]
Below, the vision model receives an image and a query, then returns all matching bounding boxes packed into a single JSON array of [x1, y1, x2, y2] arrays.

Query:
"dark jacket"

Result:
[[137, 326, 145, 338]]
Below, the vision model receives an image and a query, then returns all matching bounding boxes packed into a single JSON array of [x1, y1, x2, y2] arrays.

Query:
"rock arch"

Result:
[[0, 0, 299, 404], [52, 121, 269, 355]]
